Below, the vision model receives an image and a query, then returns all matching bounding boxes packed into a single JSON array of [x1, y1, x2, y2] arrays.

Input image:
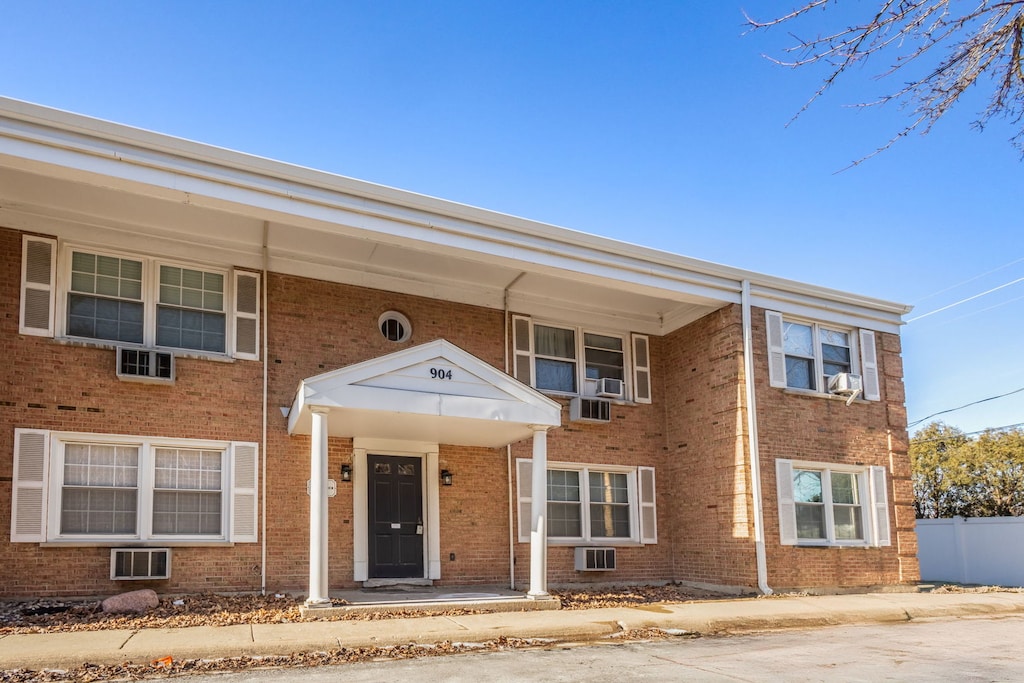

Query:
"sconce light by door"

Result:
[[440, 469, 454, 486], [340, 464, 352, 482]]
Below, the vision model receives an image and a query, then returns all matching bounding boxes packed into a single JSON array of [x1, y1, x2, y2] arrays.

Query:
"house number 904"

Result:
[[430, 368, 453, 380]]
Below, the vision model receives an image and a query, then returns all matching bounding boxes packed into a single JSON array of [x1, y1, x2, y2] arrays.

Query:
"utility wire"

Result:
[[911, 422, 1024, 442], [907, 386, 1024, 428], [913, 256, 1024, 304], [906, 277, 1024, 322]]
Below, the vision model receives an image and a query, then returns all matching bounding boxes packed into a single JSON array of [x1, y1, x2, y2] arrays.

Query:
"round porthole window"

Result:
[[378, 311, 412, 343]]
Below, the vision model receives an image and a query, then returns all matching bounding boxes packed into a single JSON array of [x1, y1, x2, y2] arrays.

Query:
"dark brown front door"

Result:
[[368, 455, 424, 578]]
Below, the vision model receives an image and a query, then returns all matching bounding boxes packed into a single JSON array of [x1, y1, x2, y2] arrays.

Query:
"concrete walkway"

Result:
[[3, 591, 1024, 671]]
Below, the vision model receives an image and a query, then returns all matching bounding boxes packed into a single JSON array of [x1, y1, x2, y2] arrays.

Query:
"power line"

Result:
[[911, 422, 1024, 442], [913, 256, 1024, 305], [907, 386, 1024, 429], [931, 292, 1024, 329], [906, 277, 1024, 323]]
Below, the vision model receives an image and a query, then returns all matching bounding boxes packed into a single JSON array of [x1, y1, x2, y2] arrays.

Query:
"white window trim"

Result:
[[776, 459, 890, 548], [767, 311, 877, 399], [54, 243, 251, 359], [513, 316, 638, 401], [517, 459, 656, 546], [22, 430, 258, 545]]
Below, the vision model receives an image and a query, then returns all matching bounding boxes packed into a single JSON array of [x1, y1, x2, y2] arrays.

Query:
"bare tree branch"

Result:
[[746, 1, 1024, 165]]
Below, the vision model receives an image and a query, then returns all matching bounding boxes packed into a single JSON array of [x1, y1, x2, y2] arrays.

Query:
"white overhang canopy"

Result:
[[287, 340, 562, 448], [0, 98, 912, 334]]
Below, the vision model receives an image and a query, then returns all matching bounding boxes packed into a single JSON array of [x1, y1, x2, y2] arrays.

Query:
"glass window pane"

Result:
[[783, 322, 813, 356], [785, 357, 814, 390], [547, 470, 580, 502], [535, 325, 575, 359], [589, 471, 628, 503], [793, 470, 823, 503], [822, 344, 851, 365], [583, 333, 622, 351], [833, 505, 864, 540], [590, 503, 630, 538], [819, 329, 849, 347], [547, 501, 582, 537], [796, 503, 825, 539], [536, 358, 576, 392], [831, 472, 859, 505]]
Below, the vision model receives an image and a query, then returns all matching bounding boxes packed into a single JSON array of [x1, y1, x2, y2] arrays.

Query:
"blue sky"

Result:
[[3, 1, 1021, 436]]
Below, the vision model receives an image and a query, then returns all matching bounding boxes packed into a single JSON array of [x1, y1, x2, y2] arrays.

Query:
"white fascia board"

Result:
[[750, 285, 906, 334], [2, 127, 742, 306], [0, 98, 911, 321]]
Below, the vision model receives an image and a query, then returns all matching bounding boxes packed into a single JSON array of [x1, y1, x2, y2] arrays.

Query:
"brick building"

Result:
[[0, 99, 917, 601]]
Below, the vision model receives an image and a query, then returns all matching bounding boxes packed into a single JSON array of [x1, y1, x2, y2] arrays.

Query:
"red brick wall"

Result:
[[0, 227, 264, 597], [750, 306, 918, 590], [658, 305, 759, 590], [1, 224, 917, 597]]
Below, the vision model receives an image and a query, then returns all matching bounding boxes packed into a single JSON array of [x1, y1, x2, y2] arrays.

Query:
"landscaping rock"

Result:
[[101, 588, 159, 614]]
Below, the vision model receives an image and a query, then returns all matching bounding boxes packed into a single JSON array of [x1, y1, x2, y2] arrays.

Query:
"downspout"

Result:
[[504, 272, 526, 591], [260, 222, 269, 595], [741, 280, 772, 595]]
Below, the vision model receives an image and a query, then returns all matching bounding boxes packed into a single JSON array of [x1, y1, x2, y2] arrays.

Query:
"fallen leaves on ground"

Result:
[[550, 584, 725, 609], [0, 585, 720, 636]]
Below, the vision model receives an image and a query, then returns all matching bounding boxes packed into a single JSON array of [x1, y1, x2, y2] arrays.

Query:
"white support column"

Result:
[[306, 407, 331, 607], [528, 426, 549, 598]]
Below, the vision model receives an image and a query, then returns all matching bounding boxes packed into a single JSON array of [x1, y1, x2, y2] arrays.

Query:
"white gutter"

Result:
[[742, 280, 772, 596], [260, 221, 269, 595]]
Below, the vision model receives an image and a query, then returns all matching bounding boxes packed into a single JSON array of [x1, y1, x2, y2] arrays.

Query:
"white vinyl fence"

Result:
[[917, 517, 1024, 587]]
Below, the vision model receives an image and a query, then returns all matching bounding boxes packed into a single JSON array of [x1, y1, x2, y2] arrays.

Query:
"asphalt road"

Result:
[[177, 615, 1024, 681]]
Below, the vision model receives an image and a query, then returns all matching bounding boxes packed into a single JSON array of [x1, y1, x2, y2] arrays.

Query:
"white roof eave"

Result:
[[0, 97, 912, 328]]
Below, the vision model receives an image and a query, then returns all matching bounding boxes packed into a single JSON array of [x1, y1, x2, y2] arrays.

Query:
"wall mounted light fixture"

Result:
[[440, 469, 454, 486], [340, 464, 352, 482]]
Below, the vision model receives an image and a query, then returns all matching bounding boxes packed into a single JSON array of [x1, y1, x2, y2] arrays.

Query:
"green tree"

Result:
[[746, 2, 1024, 164], [910, 421, 969, 518], [911, 422, 1024, 518], [963, 427, 1024, 516]]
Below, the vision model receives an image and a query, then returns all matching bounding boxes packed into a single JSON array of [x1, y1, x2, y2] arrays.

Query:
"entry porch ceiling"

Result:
[[0, 161, 729, 335]]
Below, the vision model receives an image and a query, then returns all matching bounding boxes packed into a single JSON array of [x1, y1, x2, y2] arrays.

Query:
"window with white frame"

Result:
[[69, 249, 227, 353], [776, 459, 891, 547], [513, 316, 650, 403], [765, 310, 880, 400], [516, 460, 657, 545], [10, 429, 259, 544], [19, 236, 260, 360]]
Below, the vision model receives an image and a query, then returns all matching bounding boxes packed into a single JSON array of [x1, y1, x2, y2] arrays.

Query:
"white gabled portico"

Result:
[[287, 339, 561, 606]]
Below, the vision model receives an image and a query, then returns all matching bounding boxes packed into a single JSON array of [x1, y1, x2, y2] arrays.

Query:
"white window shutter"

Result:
[[776, 459, 797, 545], [516, 458, 532, 543], [20, 236, 57, 337], [859, 329, 881, 401], [638, 466, 657, 544], [230, 442, 259, 543], [765, 311, 787, 388], [632, 334, 652, 404], [870, 466, 891, 547], [512, 315, 534, 386], [233, 272, 260, 360], [11, 429, 49, 542]]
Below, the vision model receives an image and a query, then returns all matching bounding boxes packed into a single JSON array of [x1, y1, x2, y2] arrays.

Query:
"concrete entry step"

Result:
[[362, 578, 433, 589], [299, 584, 561, 618]]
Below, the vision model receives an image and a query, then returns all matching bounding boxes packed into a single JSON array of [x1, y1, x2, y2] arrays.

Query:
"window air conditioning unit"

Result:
[[111, 548, 171, 580], [596, 377, 624, 399], [570, 397, 612, 423], [116, 347, 175, 383], [575, 546, 617, 571], [828, 372, 863, 396]]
